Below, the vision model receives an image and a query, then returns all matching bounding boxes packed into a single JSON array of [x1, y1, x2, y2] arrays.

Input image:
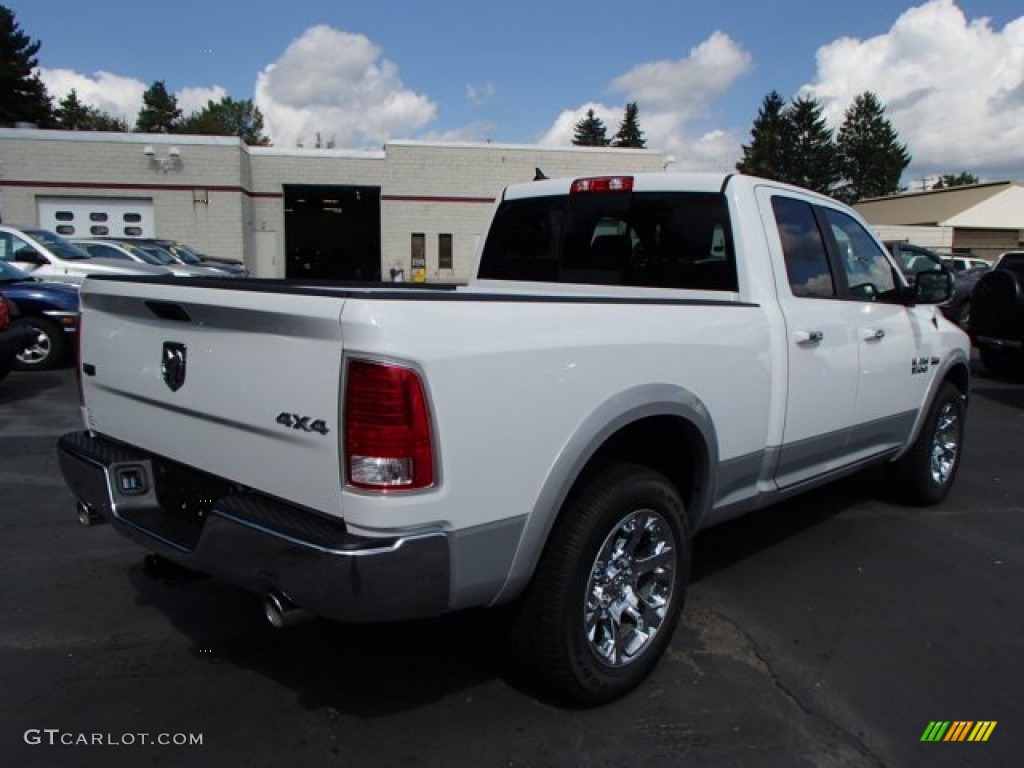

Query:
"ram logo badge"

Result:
[[276, 412, 330, 436], [161, 342, 187, 391]]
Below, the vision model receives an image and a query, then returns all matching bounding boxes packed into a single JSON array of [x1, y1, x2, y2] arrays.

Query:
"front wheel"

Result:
[[885, 381, 966, 506], [508, 463, 689, 706]]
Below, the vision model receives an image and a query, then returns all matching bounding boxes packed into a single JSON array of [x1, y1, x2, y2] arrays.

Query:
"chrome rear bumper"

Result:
[[57, 430, 450, 622]]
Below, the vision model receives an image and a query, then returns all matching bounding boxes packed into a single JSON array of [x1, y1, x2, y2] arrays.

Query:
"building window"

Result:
[[90, 225, 109, 236], [439, 233, 453, 270], [56, 225, 75, 235], [124, 213, 142, 223], [55, 211, 74, 221], [124, 226, 143, 236], [90, 212, 108, 222]]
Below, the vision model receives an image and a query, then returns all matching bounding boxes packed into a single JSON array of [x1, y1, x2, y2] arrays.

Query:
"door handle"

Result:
[[795, 330, 824, 346], [863, 328, 886, 342]]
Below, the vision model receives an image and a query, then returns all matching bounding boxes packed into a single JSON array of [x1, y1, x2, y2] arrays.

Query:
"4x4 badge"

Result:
[[161, 342, 187, 391]]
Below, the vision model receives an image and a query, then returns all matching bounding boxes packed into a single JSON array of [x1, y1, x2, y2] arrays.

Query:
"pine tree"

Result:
[[177, 97, 270, 146], [786, 96, 839, 194], [0, 4, 55, 127], [135, 80, 181, 133], [572, 109, 609, 147], [835, 91, 910, 202], [55, 89, 128, 131], [736, 91, 794, 182], [932, 172, 979, 189], [612, 102, 646, 148], [55, 89, 92, 129]]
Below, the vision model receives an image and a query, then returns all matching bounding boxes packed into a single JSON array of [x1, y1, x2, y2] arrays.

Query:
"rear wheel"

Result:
[[509, 463, 689, 706], [885, 381, 966, 505], [13, 317, 66, 371]]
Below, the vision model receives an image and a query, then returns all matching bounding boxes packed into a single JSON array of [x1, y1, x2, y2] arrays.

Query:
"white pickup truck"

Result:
[[58, 173, 970, 705]]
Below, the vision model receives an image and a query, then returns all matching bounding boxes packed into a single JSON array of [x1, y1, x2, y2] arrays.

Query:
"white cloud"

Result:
[[800, 0, 1024, 180], [466, 82, 497, 106], [39, 69, 231, 123], [38, 68, 146, 121], [254, 25, 437, 148], [178, 86, 228, 116], [422, 121, 500, 143], [538, 32, 752, 171]]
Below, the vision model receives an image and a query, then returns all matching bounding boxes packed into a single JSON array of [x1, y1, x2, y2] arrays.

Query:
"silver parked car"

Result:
[[73, 239, 232, 278], [0, 225, 170, 284]]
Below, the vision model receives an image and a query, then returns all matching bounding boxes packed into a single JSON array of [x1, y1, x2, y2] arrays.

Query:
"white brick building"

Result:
[[0, 128, 666, 281]]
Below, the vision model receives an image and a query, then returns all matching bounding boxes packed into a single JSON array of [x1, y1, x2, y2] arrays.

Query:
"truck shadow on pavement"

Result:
[[124, 469, 882, 717]]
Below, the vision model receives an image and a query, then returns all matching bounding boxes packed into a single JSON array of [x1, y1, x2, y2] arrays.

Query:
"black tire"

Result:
[[885, 382, 966, 506], [508, 463, 690, 706], [12, 317, 66, 371], [979, 345, 1024, 378], [971, 269, 1024, 336]]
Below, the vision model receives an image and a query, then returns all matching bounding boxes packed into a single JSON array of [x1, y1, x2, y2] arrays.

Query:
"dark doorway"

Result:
[[284, 185, 381, 280]]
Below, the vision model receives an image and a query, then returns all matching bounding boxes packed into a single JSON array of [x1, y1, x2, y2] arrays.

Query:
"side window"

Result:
[[771, 196, 835, 299], [821, 209, 898, 300]]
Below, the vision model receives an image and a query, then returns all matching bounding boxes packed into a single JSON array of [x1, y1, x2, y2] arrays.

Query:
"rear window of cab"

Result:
[[479, 189, 738, 292]]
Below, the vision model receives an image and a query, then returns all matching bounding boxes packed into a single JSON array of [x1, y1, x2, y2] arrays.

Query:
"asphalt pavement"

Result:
[[1, 362, 1021, 767]]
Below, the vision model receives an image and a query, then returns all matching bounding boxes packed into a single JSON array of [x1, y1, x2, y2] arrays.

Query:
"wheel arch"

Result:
[[890, 353, 970, 463], [492, 383, 717, 605]]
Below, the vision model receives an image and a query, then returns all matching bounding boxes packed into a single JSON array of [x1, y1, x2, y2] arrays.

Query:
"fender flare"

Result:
[[491, 382, 718, 604]]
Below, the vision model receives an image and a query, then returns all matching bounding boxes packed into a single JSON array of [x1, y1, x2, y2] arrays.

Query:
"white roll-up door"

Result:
[[37, 197, 155, 238]]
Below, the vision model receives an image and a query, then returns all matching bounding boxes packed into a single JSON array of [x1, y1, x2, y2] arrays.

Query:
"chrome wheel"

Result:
[[584, 508, 677, 667], [930, 401, 960, 486], [17, 325, 52, 366]]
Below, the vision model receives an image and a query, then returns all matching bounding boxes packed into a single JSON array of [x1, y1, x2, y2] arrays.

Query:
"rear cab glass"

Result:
[[479, 189, 738, 291]]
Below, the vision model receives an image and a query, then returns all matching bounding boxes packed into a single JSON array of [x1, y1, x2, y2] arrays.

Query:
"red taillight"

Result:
[[344, 359, 434, 491], [570, 176, 634, 194], [0, 296, 10, 328]]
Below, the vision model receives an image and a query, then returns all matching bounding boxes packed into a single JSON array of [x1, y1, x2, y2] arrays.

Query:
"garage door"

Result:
[[37, 197, 155, 238]]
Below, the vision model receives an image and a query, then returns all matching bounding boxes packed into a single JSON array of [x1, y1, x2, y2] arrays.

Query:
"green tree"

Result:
[[135, 80, 181, 133], [932, 172, 979, 189], [786, 96, 839, 194], [54, 89, 92, 129], [736, 91, 794, 182], [55, 90, 128, 131], [612, 102, 646, 148], [177, 96, 270, 145], [835, 91, 910, 202], [572, 108, 609, 147], [0, 4, 54, 127]]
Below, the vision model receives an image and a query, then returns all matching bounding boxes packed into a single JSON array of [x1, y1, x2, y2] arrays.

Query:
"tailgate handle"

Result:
[[145, 301, 192, 323]]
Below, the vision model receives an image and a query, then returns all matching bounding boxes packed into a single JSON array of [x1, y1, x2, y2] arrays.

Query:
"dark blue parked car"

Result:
[[0, 260, 80, 370]]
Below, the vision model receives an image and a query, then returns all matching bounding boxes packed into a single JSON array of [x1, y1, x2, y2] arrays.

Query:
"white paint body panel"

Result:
[[75, 173, 970, 546]]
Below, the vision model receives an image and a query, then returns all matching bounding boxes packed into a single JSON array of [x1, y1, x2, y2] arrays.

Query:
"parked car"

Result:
[[884, 241, 979, 328], [72, 239, 231, 278], [0, 260, 80, 370], [946, 255, 991, 272], [136, 238, 248, 277], [0, 225, 171, 284], [969, 254, 1024, 376], [992, 251, 1024, 273], [0, 294, 30, 382]]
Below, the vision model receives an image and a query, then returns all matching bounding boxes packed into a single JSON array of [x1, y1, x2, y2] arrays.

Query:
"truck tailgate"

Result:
[[78, 278, 347, 516]]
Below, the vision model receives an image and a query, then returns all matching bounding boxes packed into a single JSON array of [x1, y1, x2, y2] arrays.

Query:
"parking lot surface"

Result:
[[2, 364, 1021, 767]]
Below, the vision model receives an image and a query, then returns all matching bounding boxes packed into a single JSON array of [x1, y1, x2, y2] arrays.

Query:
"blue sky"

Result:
[[10, 0, 1024, 183]]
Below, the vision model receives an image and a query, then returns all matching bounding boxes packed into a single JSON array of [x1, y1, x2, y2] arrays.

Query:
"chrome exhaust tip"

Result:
[[263, 590, 311, 629], [77, 501, 105, 526]]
